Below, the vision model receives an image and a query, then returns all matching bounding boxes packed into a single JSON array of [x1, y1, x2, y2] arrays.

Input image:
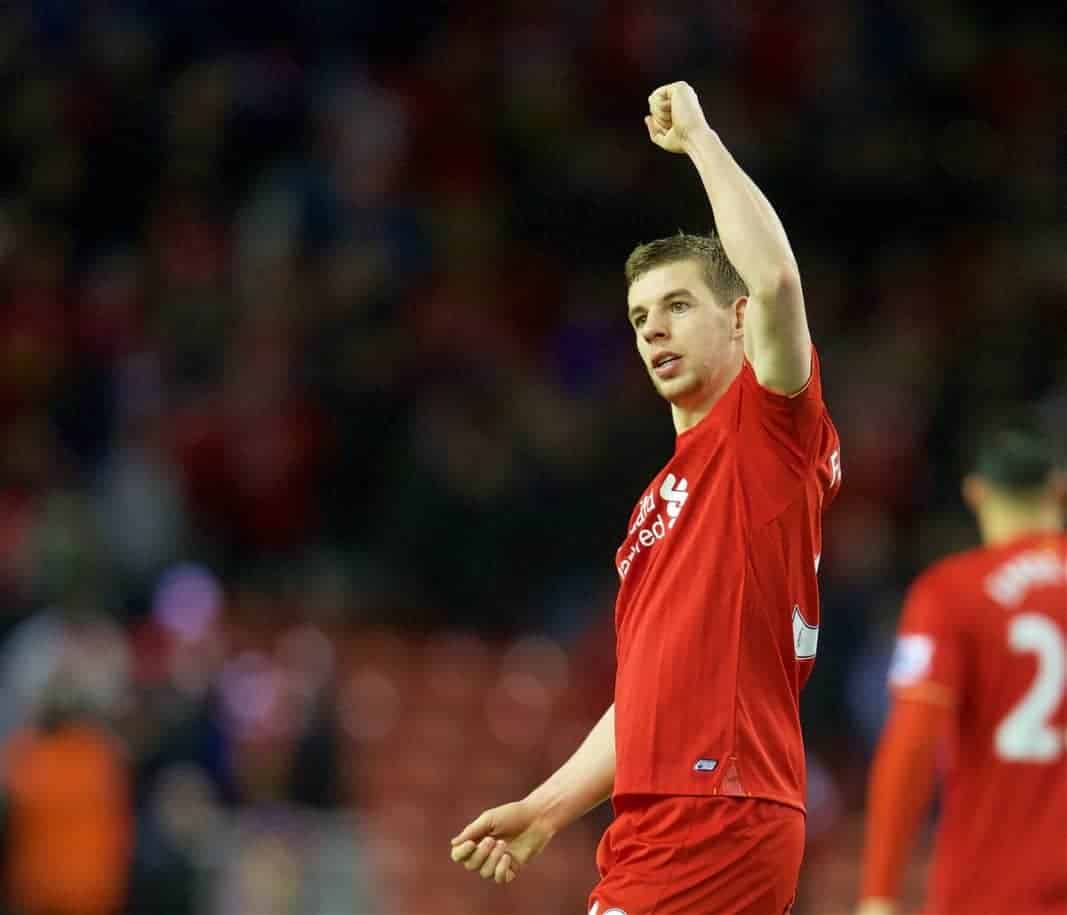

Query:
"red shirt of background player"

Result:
[[871, 533, 1067, 915], [612, 348, 841, 810]]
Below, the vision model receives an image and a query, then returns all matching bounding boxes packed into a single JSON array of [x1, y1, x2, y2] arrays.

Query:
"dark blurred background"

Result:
[[0, 2, 1063, 914]]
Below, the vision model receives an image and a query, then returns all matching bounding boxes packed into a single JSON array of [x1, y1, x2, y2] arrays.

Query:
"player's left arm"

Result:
[[646, 82, 811, 395], [856, 696, 949, 915]]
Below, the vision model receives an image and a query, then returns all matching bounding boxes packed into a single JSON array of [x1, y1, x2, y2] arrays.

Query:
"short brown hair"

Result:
[[624, 231, 748, 304]]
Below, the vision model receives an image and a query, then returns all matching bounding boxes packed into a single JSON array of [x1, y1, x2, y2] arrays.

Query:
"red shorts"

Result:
[[588, 795, 805, 915]]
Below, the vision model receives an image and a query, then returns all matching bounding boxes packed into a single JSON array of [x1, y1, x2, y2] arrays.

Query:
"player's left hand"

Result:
[[645, 81, 712, 154]]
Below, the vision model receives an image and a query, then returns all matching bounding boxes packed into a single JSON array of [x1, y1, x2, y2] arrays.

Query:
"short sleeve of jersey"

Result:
[[739, 347, 828, 470], [889, 573, 965, 707], [737, 346, 840, 521]]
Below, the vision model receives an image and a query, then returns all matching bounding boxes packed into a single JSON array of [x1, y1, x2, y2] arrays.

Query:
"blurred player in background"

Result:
[[857, 421, 1067, 915], [450, 81, 841, 914]]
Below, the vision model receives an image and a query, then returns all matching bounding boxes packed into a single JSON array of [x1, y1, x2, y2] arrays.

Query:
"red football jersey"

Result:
[[890, 532, 1067, 915], [612, 348, 841, 810]]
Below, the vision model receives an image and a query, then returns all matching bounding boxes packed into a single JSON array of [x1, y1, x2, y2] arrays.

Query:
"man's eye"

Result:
[[670, 301, 689, 313], [634, 315, 646, 328]]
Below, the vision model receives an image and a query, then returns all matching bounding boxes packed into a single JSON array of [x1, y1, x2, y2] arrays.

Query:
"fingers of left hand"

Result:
[[464, 837, 494, 871], [494, 852, 513, 884], [480, 840, 507, 879]]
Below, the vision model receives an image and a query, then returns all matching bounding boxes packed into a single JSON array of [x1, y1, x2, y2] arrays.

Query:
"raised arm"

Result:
[[646, 82, 811, 395], [450, 704, 616, 884]]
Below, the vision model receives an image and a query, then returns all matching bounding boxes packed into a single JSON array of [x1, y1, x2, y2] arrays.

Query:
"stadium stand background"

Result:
[[0, 2, 1062, 913]]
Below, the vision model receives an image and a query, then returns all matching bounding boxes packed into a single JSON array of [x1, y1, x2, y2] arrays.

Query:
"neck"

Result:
[[671, 353, 744, 435], [979, 503, 1063, 545]]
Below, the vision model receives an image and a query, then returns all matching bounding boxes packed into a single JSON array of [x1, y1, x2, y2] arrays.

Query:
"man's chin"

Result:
[[652, 375, 698, 404]]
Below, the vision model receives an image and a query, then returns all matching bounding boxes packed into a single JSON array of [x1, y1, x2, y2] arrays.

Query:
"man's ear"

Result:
[[962, 474, 986, 514], [732, 296, 748, 338]]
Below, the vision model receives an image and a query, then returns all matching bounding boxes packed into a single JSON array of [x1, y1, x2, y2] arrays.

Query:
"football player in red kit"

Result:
[[858, 423, 1067, 915], [451, 80, 841, 915]]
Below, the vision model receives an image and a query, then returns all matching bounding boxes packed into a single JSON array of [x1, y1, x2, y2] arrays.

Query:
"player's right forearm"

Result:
[[524, 705, 615, 835], [682, 127, 798, 300]]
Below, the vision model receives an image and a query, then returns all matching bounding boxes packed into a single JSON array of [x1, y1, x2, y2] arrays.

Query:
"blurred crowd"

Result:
[[0, 1, 1063, 913]]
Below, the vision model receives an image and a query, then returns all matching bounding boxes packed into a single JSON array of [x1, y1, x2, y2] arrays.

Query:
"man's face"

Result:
[[626, 259, 743, 408]]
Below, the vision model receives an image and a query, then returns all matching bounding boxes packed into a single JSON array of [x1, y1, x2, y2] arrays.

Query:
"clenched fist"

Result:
[[645, 81, 712, 154]]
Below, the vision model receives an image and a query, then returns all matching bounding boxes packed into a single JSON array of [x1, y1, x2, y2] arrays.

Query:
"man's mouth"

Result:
[[652, 353, 682, 377]]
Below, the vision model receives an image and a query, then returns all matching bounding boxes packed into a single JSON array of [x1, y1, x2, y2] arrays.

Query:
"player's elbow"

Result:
[[750, 261, 802, 305]]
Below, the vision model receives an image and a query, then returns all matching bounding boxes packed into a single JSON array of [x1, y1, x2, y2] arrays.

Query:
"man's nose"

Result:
[[642, 314, 668, 343]]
